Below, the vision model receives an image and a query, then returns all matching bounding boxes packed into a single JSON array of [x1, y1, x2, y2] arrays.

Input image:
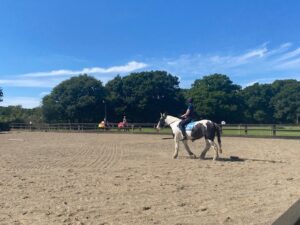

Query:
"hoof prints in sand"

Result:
[[9, 143, 122, 171]]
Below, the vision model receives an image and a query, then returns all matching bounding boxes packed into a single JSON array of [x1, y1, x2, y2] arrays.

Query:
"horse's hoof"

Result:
[[173, 155, 178, 159], [190, 155, 196, 159], [199, 156, 205, 160]]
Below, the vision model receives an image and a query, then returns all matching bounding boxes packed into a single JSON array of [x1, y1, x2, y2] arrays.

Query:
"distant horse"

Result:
[[118, 122, 129, 131], [156, 113, 222, 160]]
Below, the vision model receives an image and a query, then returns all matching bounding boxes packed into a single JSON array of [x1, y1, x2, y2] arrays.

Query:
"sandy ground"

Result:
[[0, 131, 299, 225]]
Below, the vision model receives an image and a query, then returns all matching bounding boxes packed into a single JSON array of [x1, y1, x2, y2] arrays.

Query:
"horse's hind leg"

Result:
[[209, 140, 219, 161], [218, 142, 222, 154], [182, 141, 196, 159], [200, 139, 210, 159]]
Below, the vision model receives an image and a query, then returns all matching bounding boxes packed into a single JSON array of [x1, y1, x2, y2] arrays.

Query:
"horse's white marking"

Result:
[[8, 138, 24, 141], [199, 119, 209, 128]]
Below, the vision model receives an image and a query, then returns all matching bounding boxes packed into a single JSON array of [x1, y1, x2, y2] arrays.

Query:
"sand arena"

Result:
[[0, 132, 299, 225]]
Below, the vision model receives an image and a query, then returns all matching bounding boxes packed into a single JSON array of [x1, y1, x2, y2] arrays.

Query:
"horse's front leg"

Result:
[[182, 140, 196, 159], [173, 139, 179, 159]]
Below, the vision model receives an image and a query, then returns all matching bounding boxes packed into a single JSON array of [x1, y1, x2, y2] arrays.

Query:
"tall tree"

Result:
[[241, 83, 275, 123], [42, 74, 106, 123], [188, 74, 242, 123], [105, 71, 185, 122], [0, 87, 3, 102], [271, 80, 300, 123]]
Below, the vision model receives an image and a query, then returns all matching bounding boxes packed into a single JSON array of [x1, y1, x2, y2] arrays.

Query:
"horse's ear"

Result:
[[160, 113, 162, 117], [163, 112, 166, 117]]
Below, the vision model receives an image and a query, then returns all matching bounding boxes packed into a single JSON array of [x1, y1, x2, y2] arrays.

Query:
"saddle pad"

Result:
[[185, 121, 197, 131]]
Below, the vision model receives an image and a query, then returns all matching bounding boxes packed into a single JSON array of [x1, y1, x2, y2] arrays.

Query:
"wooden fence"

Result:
[[8, 122, 300, 138], [9, 122, 158, 133]]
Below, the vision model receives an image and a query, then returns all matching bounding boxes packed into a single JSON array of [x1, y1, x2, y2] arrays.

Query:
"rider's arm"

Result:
[[181, 109, 191, 118]]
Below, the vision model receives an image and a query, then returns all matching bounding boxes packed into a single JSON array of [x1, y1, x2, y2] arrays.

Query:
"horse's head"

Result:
[[156, 113, 167, 130]]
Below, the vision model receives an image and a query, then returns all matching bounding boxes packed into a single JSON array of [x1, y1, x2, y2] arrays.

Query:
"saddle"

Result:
[[185, 121, 197, 131]]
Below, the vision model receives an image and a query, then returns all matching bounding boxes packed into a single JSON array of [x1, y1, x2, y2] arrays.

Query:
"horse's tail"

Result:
[[214, 123, 222, 153]]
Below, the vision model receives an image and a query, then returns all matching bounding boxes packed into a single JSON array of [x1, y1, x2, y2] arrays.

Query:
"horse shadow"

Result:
[[180, 155, 285, 164], [178, 156, 244, 162]]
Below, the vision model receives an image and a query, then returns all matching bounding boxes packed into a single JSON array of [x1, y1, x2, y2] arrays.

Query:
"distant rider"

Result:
[[179, 98, 194, 140], [123, 115, 127, 125]]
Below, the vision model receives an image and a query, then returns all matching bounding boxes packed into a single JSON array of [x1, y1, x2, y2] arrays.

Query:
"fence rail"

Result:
[[9, 122, 159, 133], [8, 123, 300, 138]]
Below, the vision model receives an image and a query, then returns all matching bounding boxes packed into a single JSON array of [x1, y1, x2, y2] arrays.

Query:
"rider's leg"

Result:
[[179, 118, 191, 140], [178, 120, 186, 139]]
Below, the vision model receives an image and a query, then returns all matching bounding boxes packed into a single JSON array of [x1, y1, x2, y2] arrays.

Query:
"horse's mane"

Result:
[[166, 115, 180, 121], [166, 115, 181, 124]]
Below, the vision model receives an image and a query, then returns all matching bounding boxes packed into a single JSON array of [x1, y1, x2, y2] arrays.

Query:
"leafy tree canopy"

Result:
[[2, 72, 299, 125], [105, 71, 185, 122], [0, 105, 42, 123], [42, 74, 106, 123], [270, 79, 300, 123], [241, 83, 275, 123], [0, 87, 3, 102], [188, 74, 242, 123]]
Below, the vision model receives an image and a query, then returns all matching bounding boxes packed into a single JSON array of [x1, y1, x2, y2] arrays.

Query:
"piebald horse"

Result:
[[156, 113, 222, 160]]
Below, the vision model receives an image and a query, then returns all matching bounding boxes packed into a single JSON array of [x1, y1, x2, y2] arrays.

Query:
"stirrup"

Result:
[[180, 136, 187, 141]]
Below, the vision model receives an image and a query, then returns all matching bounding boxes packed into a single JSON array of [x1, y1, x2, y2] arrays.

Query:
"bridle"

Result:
[[160, 116, 178, 127]]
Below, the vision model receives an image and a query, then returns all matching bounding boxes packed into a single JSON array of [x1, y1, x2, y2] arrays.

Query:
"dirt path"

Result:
[[0, 132, 299, 225]]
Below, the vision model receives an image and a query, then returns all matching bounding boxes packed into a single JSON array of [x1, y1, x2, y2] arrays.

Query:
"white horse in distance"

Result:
[[156, 113, 222, 160]]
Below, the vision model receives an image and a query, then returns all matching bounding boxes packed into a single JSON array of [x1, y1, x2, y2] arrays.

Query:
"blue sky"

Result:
[[1, 0, 300, 108]]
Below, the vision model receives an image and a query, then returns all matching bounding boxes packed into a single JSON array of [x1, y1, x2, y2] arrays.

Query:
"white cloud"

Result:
[[276, 57, 300, 69], [0, 79, 56, 88], [0, 61, 148, 89], [1, 97, 41, 108], [266, 42, 292, 56], [155, 43, 300, 81], [276, 47, 300, 62], [39, 91, 50, 97], [235, 47, 267, 62], [22, 61, 148, 78], [162, 45, 270, 73]]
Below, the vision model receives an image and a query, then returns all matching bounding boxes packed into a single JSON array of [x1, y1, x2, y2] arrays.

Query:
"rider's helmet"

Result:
[[187, 97, 193, 103]]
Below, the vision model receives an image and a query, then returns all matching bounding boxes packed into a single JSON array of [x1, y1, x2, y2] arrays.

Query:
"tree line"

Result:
[[0, 71, 299, 125]]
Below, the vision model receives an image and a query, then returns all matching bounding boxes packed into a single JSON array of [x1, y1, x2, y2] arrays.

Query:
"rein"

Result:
[[166, 119, 180, 126], [166, 120, 178, 126]]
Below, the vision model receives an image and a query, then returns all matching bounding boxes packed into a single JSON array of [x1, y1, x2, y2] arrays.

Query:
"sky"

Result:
[[1, 0, 300, 108]]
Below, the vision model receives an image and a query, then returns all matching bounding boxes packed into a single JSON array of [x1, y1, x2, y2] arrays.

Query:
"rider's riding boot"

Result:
[[181, 130, 187, 141]]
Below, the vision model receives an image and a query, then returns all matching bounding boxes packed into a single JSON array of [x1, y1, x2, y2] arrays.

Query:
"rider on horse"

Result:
[[179, 97, 195, 140]]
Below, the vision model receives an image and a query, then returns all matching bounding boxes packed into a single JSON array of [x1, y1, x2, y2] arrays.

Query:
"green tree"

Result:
[[271, 80, 300, 123], [188, 74, 242, 123], [0, 105, 27, 123], [42, 74, 106, 123], [105, 71, 185, 122], [0, 87, 3, 102], [241, 83, 275, 123]]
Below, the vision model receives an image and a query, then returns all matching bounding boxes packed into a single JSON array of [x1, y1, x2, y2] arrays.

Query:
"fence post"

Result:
[[272, 124, 276, 136], [245, 124, 248, 135]]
